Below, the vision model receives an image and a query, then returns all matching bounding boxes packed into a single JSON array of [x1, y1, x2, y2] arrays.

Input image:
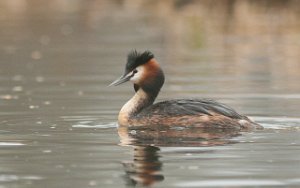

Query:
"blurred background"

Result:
[[1, 0, 300, 117], [1, 0, 300, 187]]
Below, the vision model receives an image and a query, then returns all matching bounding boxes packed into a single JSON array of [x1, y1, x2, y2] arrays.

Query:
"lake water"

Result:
[[0, 1, 300, 187]]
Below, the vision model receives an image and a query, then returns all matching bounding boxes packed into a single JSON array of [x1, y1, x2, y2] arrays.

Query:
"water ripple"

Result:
[[72, 122, 117, 129], [175, 179, 285, 187], [252, 116, 300, 129], [0, 142, 25, 146], [0, 175, 43, 182]]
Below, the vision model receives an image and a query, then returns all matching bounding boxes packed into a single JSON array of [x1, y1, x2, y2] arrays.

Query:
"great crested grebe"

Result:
[[110, 50, 262, 130]]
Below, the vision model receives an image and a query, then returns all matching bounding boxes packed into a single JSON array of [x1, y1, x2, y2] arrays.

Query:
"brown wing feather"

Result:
[[137, 99, 244, 119]]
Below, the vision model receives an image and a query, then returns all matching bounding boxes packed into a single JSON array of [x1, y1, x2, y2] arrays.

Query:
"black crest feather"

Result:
[[126, 50, 154, 72]]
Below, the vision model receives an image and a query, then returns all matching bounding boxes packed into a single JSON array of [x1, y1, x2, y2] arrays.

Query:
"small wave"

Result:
[[0, 175, 43, 182], [72, 122, 117, 129], [0, 142, 25, 146], [175, 179, 284, 187], [251, 116, 300, 130]]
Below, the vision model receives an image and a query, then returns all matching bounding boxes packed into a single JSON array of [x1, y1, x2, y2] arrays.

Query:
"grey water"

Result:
[[0, 0, 300, 187]]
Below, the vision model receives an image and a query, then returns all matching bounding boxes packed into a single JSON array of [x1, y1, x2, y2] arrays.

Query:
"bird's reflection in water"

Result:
[[119, 125, 242, 187], [122, 145, 163, 187]]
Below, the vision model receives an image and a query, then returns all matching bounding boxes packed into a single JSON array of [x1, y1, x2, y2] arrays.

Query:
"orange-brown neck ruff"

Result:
[[139, 59, 164, 98]]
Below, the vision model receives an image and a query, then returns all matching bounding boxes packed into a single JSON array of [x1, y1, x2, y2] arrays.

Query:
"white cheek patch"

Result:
[[130, 66, 144, 83]]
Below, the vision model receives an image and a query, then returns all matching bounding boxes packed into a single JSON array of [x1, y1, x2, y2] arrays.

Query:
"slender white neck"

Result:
[[118, 89, 155, 125]]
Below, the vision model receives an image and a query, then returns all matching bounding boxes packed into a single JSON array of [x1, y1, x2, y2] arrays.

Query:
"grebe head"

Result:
[[109, 50, 164, 95]]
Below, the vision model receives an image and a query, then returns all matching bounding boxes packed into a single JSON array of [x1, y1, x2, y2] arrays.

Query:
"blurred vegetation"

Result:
[[0, 0, 299, 90]]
